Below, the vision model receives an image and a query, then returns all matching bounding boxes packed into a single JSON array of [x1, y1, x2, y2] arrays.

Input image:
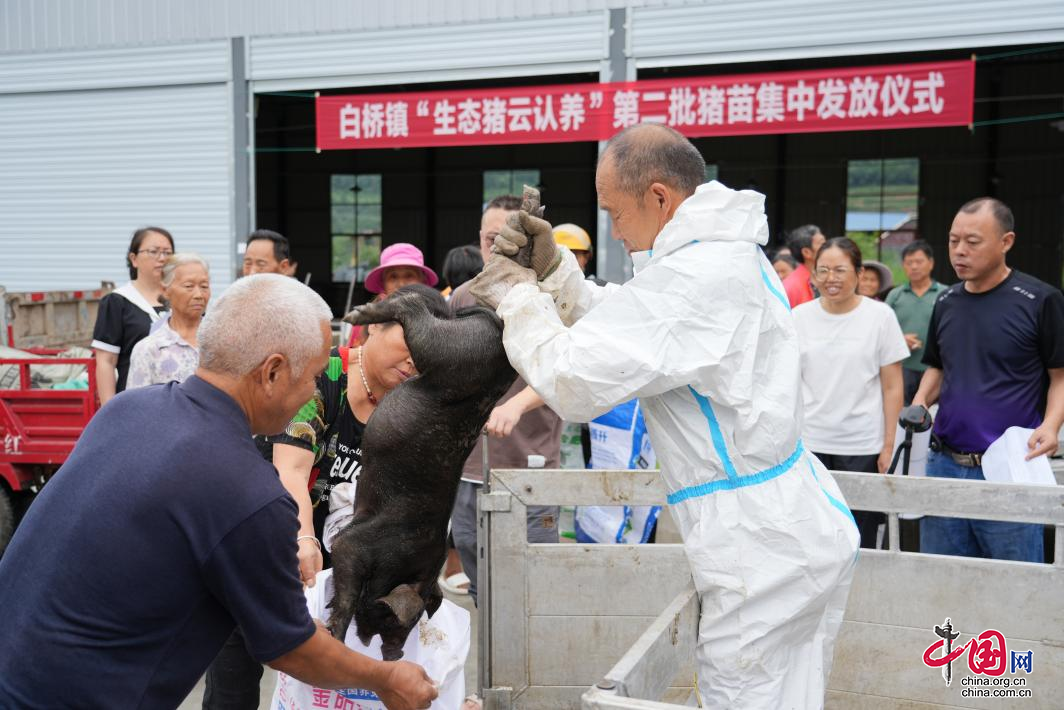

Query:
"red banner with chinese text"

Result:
[[316, 59, 974, 150]]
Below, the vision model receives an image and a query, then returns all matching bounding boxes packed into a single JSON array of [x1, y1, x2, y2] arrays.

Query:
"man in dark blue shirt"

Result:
[[0, 275, 436, 710], [913, 198, 1064, 562]]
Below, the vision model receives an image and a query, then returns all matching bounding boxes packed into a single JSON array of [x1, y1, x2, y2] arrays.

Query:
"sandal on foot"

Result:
[[438, 572, 470, 595]]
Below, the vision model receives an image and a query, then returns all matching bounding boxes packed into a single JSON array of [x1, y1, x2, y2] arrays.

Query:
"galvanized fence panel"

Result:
[[479, 468, 1063, 710]]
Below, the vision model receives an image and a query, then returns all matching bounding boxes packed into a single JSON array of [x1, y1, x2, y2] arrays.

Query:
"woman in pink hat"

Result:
[[348, 243, 439, 346]]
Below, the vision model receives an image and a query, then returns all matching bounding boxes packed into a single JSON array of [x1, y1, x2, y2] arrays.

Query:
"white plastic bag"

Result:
[[574, 400, 660, 544], [271, 569, 469, 710], [981, 426, 1056, 486]]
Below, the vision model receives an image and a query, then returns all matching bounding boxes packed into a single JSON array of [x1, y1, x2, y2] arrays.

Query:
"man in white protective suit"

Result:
[[470, 123, 860, 708]]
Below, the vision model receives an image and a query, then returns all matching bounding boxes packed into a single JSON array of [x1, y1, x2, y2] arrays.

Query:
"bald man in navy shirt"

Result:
[[913, 198, 1064, 561]]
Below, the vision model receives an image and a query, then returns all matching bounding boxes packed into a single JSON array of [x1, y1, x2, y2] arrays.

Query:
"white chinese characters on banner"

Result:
[[559, 93, 586, 131], [727, 84, 756, 124], [482, 98, 507, 135], [457, 98, 481, 135], [340, 102, 411, 139], [418, 94, 593, 136], [668, 87, 697, 127], [788, 81, 815, 121], [339, 103, 360, 139], [385, 101, 409, 137], [698, 87, 726, 126], [912, 71, 945, 113], [816, 78, 847, 120], [612, 90, 640, 129], [755, 82, 785, 123], [362, 103, 385, 139], [848, 76, 879, 118], [333, 70, 951, 143], [651, 70, 949, 129], [508, 97, 533, 132], [881, 75, 912, 117], [433, 99, 457, 135], [534, 95, 558, 131]]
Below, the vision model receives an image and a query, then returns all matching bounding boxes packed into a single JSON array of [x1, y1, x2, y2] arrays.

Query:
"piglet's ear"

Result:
[[377, 584, 424, 627]]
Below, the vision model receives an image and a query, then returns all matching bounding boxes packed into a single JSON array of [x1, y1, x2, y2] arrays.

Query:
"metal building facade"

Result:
[[0, 0, 664, 53], [630, 0, 1064, 66], [247, 13, 608, 91], [0, 41, 235, 291], [1, 1, 1063, 291]]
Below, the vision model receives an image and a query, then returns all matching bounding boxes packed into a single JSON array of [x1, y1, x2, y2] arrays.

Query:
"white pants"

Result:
[[675, 454, 859, 709]]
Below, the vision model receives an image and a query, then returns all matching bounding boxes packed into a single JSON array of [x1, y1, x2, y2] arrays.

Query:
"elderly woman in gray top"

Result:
[[127, 253, 211, 388]]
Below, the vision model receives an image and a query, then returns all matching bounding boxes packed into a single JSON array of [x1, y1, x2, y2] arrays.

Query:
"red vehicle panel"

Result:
[[0, 349, 98, 492]]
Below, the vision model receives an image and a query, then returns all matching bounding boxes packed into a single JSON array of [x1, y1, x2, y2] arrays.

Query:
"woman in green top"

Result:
[[271, 320, 421, 586]]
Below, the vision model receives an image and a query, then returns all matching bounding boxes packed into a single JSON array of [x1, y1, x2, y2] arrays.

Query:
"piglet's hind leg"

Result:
[[326, 537, 369, 641]]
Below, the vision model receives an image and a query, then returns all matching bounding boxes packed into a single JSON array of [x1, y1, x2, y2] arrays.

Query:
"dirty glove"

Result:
[[493, 211, 563, 281], [468, 255, 536, 310]]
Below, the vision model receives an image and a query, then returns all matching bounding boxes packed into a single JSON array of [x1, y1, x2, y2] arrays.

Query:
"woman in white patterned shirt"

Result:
[[127, 254, 210, 389]]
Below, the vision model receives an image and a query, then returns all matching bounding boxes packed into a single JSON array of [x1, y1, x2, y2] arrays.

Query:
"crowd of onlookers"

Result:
[[85, 190, 1063, 705], [767, 198, 1063, 562]]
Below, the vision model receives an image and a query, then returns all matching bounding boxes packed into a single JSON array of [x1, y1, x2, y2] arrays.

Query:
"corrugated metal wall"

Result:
[[248, 14, 608, 90], [6, 0, 1063, 60], [631, 0, 1064, 67], [0, 43, 234, 292], [0, 41, 230, 93], [0, 0, 672, 53]]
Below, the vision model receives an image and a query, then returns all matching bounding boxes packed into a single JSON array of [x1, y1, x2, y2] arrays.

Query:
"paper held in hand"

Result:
[[980, 426, 1057, 486]]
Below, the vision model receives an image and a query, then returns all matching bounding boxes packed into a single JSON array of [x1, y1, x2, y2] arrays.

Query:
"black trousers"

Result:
[[902, 367, 923, 406], [202, 626, 264, 710], [812, 451, 884, 549]]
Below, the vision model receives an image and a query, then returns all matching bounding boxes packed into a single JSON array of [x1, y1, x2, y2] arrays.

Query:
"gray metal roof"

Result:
[[0, 0, 672, 54]]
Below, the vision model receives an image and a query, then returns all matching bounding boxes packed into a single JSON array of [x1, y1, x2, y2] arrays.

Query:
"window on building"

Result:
[[331, 174, 382, 283], [483, 169, 541, 205], [845, 158, 919, 285], [705, 164, 719, 182]]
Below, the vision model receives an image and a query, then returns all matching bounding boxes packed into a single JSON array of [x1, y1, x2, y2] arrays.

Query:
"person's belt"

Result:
[[931, 435, 983, 467]]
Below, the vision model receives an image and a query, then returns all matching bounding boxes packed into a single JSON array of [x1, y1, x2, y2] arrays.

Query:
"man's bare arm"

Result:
[[911, 367, 942, 409], [268, 627, 437, 710]]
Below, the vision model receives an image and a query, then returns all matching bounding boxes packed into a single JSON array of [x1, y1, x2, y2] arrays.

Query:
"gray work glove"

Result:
[[468, 254, 537, 310], [493, 211, 563, 281]]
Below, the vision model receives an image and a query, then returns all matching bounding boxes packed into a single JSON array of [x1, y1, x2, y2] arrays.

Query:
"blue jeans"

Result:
[[920, 450, 1044, 562]]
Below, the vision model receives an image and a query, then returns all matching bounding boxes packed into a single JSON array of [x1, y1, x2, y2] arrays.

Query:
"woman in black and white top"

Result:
[[91, 227, 175, 404]]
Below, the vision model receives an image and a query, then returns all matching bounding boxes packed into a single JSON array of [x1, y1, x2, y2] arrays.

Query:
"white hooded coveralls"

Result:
[[496, 181, 860, 708]]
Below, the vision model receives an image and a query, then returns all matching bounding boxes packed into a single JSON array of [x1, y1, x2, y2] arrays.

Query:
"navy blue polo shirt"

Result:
[[923, 270, 1064, 453], [0, 376, 315, 709]]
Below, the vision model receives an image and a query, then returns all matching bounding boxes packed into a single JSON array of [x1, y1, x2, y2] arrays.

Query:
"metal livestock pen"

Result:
[[477, 468, 1063, 709]]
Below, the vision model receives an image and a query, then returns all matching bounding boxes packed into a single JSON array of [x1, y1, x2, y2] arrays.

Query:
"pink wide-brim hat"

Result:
[[364, 242, 439, 294]]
